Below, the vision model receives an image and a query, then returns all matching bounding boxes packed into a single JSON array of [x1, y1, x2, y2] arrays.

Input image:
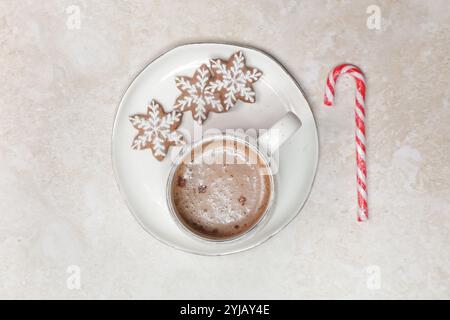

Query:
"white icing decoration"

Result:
[[129, 100, 183, 159], [208, 51, 262, 111], [174, 65, 223, 124]]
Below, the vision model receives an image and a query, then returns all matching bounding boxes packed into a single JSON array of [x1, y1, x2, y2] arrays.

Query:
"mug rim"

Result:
[[165, 133, 275, 243]]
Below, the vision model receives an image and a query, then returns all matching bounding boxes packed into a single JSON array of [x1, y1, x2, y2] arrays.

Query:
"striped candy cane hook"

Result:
[[324, 64, 368, 222]]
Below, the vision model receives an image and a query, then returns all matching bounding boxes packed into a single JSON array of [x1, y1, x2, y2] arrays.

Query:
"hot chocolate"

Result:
[[170, 138, 272, 240]]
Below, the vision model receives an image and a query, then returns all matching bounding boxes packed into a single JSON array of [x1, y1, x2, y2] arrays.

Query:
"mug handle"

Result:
[[257, 112, 302, 154]]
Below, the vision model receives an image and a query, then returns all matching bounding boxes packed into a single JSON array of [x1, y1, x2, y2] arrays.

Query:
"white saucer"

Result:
[[112, 43, 318, 255]]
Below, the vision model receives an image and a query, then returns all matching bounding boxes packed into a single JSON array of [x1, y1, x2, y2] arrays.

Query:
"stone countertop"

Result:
[[0, 0, 448, 299]]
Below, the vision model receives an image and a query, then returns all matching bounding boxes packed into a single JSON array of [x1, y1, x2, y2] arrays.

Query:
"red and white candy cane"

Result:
[[324, 64, 368, 222]]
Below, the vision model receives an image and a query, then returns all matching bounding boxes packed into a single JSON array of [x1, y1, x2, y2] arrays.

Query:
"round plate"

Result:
[[112, 43, 318, 255]]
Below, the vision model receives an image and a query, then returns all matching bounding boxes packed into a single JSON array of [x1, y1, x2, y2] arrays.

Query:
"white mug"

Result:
[[166, 111, 302, 242]]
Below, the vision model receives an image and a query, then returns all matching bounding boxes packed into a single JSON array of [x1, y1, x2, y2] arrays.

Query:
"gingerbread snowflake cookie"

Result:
[[173, 64, 224, 124], [208, 51, 263, 111], [129, 99, 184, 161]]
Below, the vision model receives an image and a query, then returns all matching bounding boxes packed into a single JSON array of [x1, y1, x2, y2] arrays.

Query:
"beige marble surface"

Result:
[[0, 0, 449, 299]]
